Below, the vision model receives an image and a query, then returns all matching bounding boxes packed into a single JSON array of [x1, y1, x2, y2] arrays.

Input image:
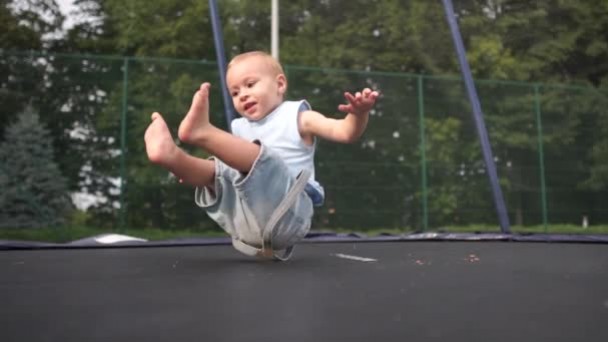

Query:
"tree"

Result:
[[0, 0, 63, 50], [1, 0, 65, 139], [585, 84, 608, 191], [3, 0, 608, 230], [0, 105, 73, 228]]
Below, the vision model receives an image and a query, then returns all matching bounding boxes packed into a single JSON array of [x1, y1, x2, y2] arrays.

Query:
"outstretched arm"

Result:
[[299, 88, 379, 144]]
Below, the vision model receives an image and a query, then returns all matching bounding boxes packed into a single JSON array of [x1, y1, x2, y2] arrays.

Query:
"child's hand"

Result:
[[338, 88, 379, 116]]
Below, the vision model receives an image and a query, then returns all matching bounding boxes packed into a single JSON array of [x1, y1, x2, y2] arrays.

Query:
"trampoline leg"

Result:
[[441, 0, 511, 233]]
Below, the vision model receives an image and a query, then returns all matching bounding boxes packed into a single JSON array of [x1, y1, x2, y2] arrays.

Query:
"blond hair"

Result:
[[227, 51, 285, 76]]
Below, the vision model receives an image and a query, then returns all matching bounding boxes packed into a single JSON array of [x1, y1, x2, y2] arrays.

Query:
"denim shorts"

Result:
[[194, 143, 314, 256]]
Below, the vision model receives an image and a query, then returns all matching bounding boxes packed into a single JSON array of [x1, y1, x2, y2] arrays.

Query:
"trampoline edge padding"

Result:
[[1, 231, 608, 250]]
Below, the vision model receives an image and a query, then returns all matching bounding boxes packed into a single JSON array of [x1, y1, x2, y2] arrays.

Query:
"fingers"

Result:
[[361, 88, 379, 101], [339, 88, 379, 114], [151, 112, 162, 121], [344, 91, 356, 103], [345, 89, 379, 104], [337, 103, 352, 113], [339, 92, 355, 113], [344, 89, 379, 103]]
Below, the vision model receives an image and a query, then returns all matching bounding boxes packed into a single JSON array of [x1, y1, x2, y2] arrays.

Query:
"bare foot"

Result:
[[144, 112, 178, 166], [178, 82, 214, 144]]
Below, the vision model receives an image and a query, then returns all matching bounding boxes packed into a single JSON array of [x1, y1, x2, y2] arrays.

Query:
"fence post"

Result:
[[119, 57, 129, 230], [534, 84, 548, 232], [417, 75, 428, 231]]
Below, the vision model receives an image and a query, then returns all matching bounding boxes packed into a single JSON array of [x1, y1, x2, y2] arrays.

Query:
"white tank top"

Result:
[[231, 100, 324, 205]]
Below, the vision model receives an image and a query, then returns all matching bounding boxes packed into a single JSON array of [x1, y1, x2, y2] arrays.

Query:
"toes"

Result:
[[197, 83, 210, 97]]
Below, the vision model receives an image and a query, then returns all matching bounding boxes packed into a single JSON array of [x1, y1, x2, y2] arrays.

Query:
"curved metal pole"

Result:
[[441, 0, 511, 233], [209, 0, 236, 129]]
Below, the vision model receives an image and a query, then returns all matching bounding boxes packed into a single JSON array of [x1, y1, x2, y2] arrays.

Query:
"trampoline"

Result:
[[2, 237, 608, 342]]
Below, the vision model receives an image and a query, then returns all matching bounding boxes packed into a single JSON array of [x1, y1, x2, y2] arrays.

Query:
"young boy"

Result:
[[144, 51, 379, 260]]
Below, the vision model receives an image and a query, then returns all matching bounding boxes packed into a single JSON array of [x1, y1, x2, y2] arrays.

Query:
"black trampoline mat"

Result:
[[2, 241, 608, 342]]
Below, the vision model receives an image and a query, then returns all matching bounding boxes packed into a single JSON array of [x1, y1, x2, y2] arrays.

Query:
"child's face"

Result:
[[227, 56, 286, 121]]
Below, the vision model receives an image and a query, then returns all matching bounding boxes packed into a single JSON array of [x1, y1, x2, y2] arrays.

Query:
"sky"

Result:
[[55, 0, 77, 29]]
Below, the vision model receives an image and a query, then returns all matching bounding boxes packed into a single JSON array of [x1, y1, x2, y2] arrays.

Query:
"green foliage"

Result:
[[584, 83, 608, 191], [1, 0, 63, 140], [1, 0, 608, 233], [1, 0, 63, 50], [0, 105, 73, 228]]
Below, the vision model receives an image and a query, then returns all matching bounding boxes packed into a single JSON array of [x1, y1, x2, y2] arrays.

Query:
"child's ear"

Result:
[[276, 74, 287, 94]]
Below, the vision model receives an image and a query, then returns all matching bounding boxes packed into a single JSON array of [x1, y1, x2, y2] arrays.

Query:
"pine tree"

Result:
[[0, 105, 72, 228]]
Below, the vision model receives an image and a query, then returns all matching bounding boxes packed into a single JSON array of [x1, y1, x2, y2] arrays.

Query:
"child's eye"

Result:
[[231, 91, 238, 97], [247, 81, 255, 88]]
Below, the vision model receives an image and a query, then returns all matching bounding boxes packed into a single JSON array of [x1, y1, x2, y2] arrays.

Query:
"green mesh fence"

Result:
[[1, 51, 607, 234]]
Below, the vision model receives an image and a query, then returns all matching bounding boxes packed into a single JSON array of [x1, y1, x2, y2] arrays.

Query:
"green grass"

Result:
[[321, 224, 608, 236], [439, 224, 608, 235], [0, 226, 229, 243], [1, 224, 607, 243]]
